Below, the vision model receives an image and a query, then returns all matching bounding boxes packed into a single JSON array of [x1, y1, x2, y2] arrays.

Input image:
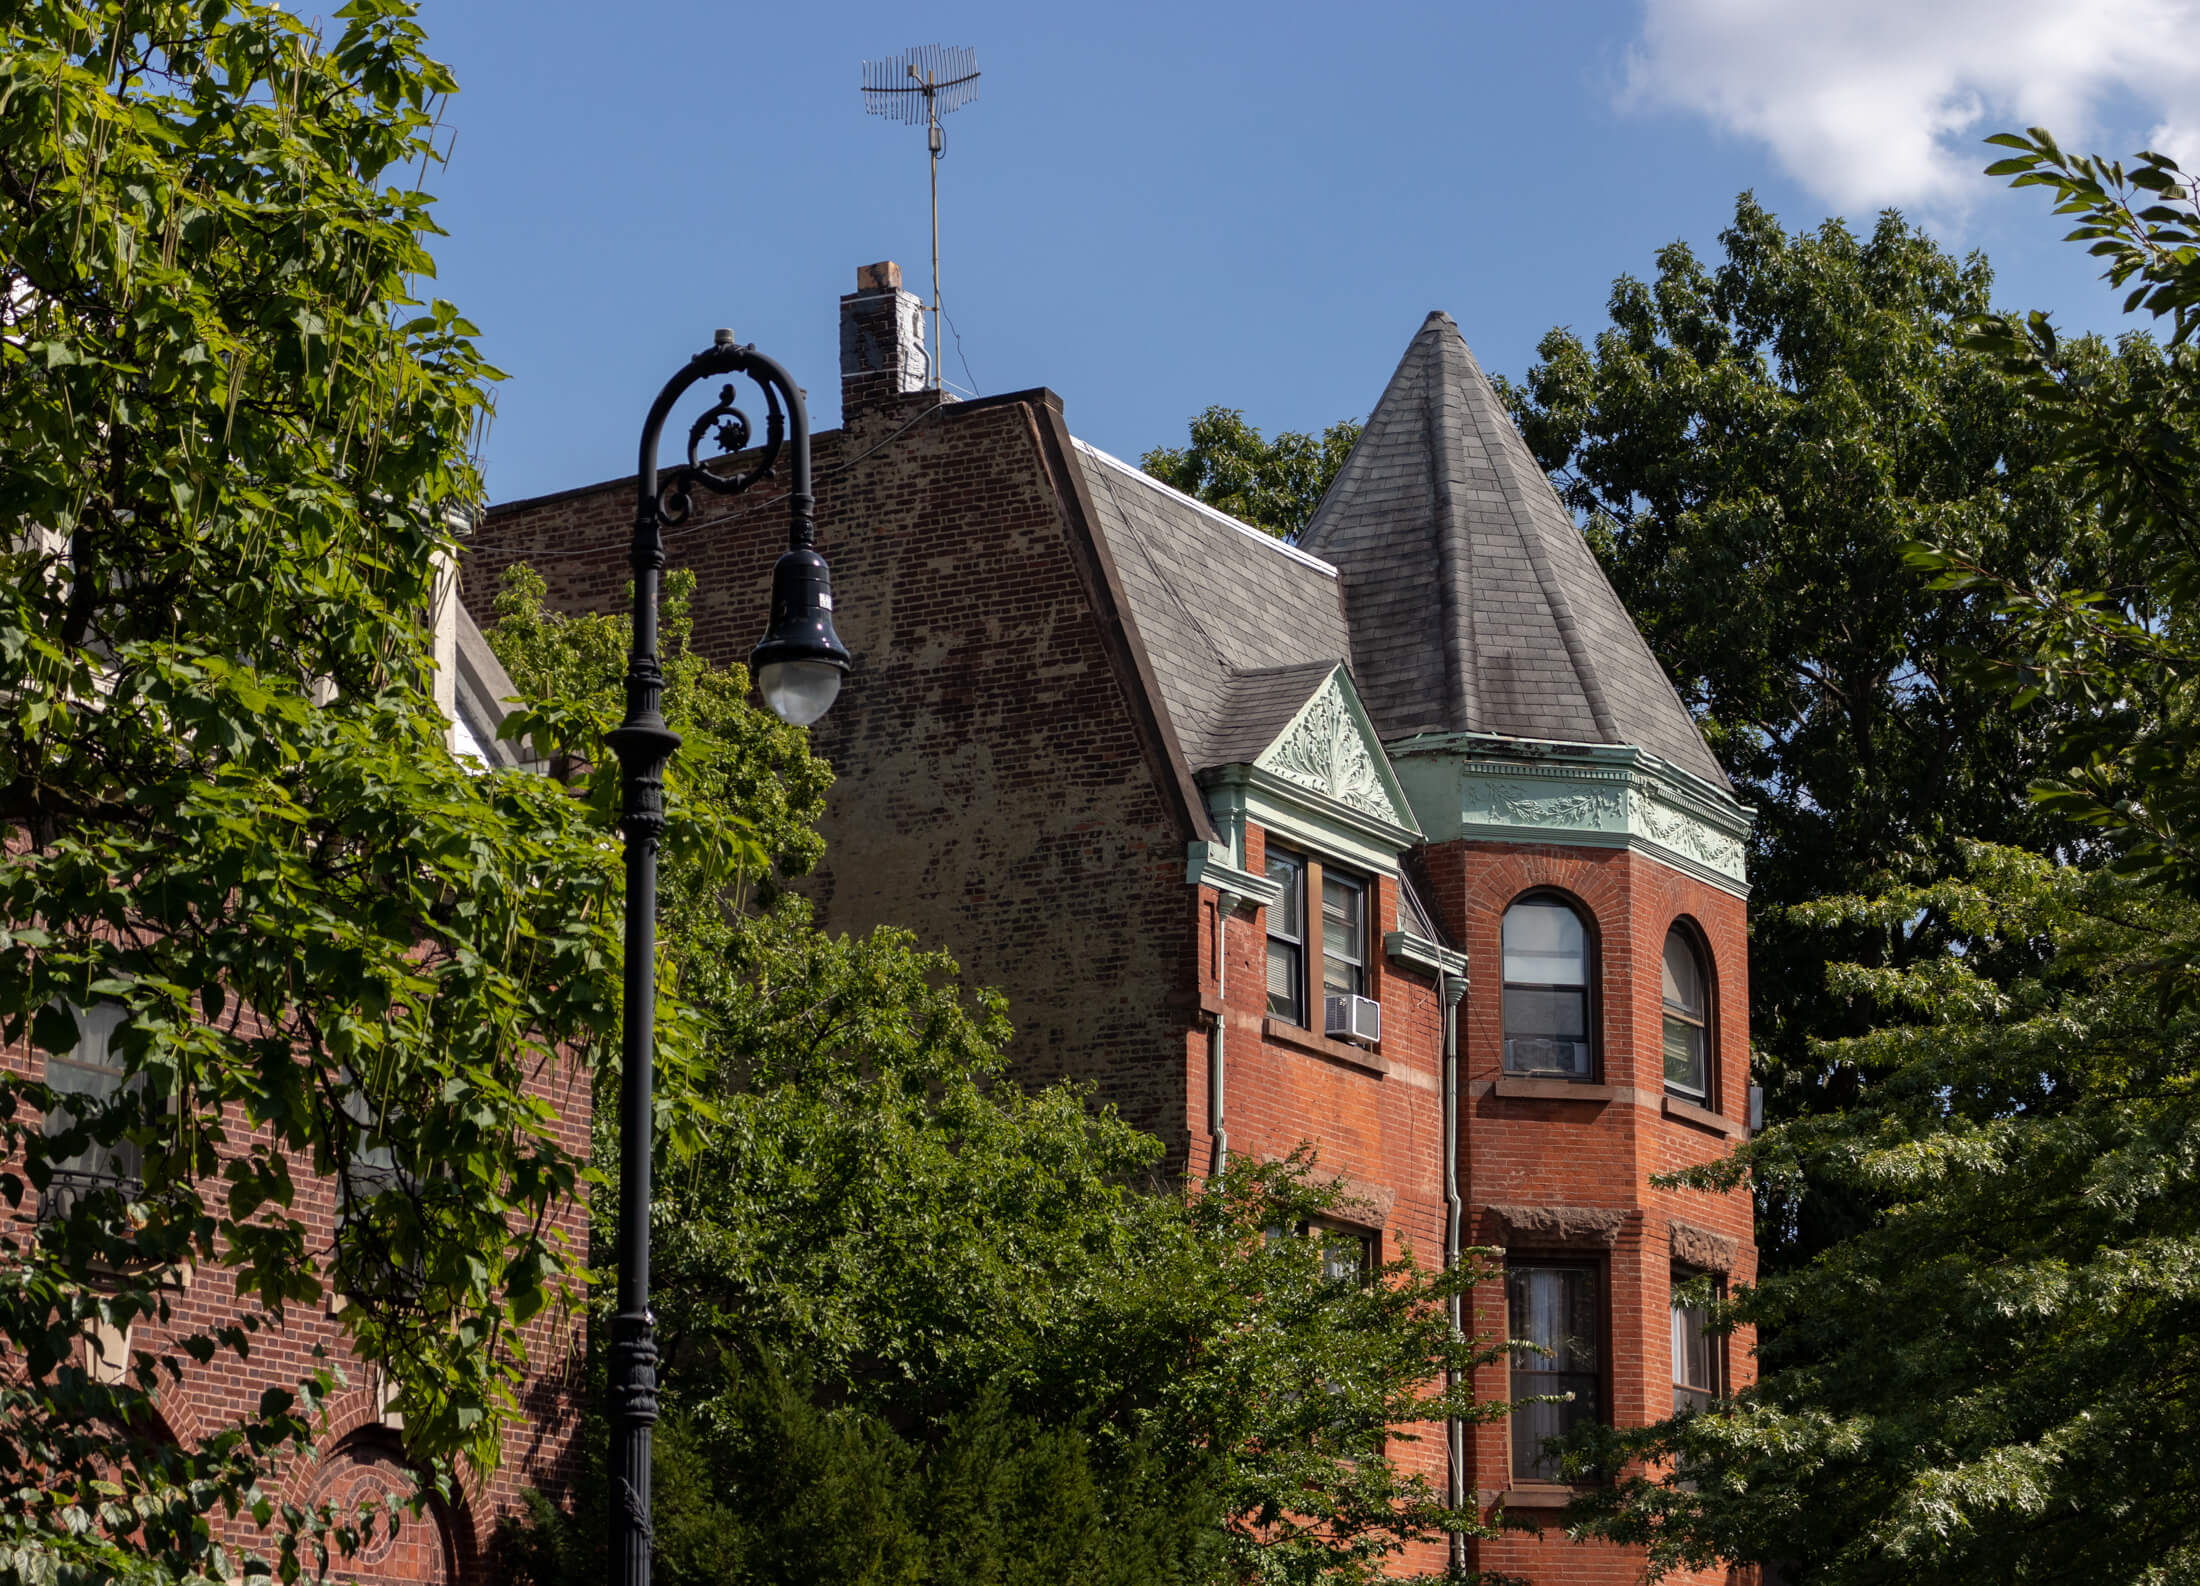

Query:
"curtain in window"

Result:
[[1508, 1262, 1601, 1482]]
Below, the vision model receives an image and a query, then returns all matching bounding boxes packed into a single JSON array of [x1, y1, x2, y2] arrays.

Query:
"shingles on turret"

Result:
[[1299, 313, 1728, 789]]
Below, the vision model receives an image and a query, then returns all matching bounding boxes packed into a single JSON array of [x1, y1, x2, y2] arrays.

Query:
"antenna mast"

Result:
[[861, 45, 980, 392]]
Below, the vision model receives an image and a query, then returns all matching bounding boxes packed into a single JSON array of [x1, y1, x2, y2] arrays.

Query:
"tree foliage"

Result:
[[0, 4, 657, 1579], [484, 567, 1510, 1586], [1142, 408, 1361, 541], [1498, 194, 2142, 1263], [1557, 137, 2200, 1586]]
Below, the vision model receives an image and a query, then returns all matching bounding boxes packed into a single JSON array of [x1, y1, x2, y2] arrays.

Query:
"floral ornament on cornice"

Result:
[[1263, 678, 1402, 824], [1629, 786, 1745, 872]]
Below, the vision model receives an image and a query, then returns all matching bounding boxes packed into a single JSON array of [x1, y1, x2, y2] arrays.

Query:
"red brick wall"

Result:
[[1205, 821, 1456, 1578], [7, 1040, 590, 1585], [1426, 836, 1756, 1586]]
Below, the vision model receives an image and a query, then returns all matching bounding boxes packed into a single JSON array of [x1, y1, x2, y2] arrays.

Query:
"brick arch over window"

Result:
[[302, 1429, 462, 1586], [1498, 888, 1600, 1082], [1659, 914, 1716, 1106]]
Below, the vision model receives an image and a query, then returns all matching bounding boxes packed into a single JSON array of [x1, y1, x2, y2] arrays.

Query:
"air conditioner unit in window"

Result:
[[1324, 993, 1381, 1048]]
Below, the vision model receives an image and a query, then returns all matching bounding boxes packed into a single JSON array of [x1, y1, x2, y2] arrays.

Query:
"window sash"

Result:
[[1314, 1223, 1377, 1286], [1321, 874, 1365, 997], [1509, 1261, 1603, 1483], [1266, 852, 1306, 1023], [1671, 1270, 1721, 1415], [1663, 1012, 1707, 1098], [1503, 985, 1592, 1077], [41, 1002, 142, 1206]]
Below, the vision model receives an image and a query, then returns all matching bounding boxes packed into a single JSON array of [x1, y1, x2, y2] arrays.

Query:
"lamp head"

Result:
[[751, 546, 851, 726]]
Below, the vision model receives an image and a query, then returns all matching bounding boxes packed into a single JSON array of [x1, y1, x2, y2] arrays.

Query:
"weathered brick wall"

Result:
[[6, 1041, 591, 1585], [1206, 822, 1455, 1579], [467, 391, 1204, 1162], [1423, 836, 1756, 1585]]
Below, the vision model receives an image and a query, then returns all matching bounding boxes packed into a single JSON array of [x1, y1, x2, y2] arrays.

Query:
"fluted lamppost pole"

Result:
[[604, 332, 851, 1586]]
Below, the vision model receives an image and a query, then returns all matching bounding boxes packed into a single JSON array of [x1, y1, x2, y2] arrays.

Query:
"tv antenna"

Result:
[[862, 44, 980, 392]]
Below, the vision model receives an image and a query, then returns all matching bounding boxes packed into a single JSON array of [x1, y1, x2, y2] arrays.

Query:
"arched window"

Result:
[[1502, 896, 1592, 1079], [1662, 927, 1710, 1103]]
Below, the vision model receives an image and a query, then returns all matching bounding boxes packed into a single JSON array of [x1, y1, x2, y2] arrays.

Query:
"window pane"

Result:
[[1662, 930, 1705, 1017], [1321, 875, 1365, 997], [1671, 1299, 1712, 1392], [1503, 900, 1587, 987], [1319, 1228, 1373, 1285], [42, 1002, 139, 1186], [1267, 939, 1301, 1021], [1510, 1265, 1599, 1371], [1503, 987, 1591, 1076], [1509, 1264, 1602, 1482], [1321, 876, 1362, 960], [1266, 853, 1302, 941], [1663, 1014, 1706, 1097]]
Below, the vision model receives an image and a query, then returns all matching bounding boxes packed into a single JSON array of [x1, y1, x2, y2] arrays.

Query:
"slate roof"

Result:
[[1071, 439, 1352, 773], [1298, 313, 1729, 790]]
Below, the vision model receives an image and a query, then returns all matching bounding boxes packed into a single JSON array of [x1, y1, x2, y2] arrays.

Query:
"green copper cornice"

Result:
[[1384, 732, 1756, 898]]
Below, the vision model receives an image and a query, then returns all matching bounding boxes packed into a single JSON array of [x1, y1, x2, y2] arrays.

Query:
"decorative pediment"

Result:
[[1255, 668, 1411, 829]]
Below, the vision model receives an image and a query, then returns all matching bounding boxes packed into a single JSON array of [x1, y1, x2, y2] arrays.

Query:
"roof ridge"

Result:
[[1071, 436, 1339, 577]]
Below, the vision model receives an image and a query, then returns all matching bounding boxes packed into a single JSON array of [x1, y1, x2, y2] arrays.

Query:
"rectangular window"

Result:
[[41, 1002, 141, 1220], [1266, 850, 1306, 1024], [1320, 873, 1367, 997], [1313, 1221, 1378, 1286], [1672, 1271, 1721, 1414], [1508, 1261, 1602, 1483]]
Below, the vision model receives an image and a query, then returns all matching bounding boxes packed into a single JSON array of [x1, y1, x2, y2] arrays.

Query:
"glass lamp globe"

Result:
[[757, 658, 842, 726]]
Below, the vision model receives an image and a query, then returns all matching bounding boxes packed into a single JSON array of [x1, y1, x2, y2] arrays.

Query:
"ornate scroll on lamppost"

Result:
[[603, 332, 850, 1586]]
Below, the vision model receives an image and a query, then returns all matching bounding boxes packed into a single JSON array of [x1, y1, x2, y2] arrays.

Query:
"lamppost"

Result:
[[603, 331, 850, 1586]]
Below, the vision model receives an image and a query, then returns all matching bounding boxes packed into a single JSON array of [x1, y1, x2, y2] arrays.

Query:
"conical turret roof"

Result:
[[1300, 313, 1728, 790]]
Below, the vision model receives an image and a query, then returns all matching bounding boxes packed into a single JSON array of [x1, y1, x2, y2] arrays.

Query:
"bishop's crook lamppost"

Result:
[[604, 332, 850, 1586]]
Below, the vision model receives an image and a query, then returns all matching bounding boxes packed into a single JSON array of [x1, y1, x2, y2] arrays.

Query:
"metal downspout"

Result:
[[1441, 970, 1468, 1574], [1209, 891, 1240, 1172]]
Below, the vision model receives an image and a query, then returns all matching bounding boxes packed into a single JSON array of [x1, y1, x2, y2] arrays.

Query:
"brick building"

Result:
[[15, 600, 586, 1586], [470, 264, 1759, 1583]]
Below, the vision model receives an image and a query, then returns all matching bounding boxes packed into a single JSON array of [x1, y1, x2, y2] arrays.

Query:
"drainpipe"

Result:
[[1441, 969, 1468, 1575], [1209, 890, 1240, 1173]]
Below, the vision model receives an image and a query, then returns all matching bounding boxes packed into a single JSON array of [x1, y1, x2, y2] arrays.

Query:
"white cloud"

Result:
[[1624, 0, 2200, 211]]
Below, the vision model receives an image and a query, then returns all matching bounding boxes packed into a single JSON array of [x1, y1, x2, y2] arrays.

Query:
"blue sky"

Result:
[[418, 0, 2200, 506]]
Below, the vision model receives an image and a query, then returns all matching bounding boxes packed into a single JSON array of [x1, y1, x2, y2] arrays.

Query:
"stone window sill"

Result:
[[1493, 1075, 1615, 1102], [1663, 1094, 1745, 1139], [1263, 1017, 1389, 1076], [1493, 1485, 1589, 1510]]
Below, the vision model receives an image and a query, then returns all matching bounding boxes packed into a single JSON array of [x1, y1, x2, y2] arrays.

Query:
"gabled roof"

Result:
[[1298, 313, 1729, 790], [452, 600, 537, 772], [1071, 439, 1354, 775]]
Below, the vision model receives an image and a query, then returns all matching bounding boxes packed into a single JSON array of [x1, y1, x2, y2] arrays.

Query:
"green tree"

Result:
[[1556, 138, 2200, 1586], [0, 5, 672, 1579], [1498, 195, 2140, 1264], [1142, 408, 1361, 541], [484, 567, 1511, 1586]]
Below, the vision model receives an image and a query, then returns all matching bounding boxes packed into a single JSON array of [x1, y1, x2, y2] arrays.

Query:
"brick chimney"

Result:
[[839, 261, 931, 415]]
